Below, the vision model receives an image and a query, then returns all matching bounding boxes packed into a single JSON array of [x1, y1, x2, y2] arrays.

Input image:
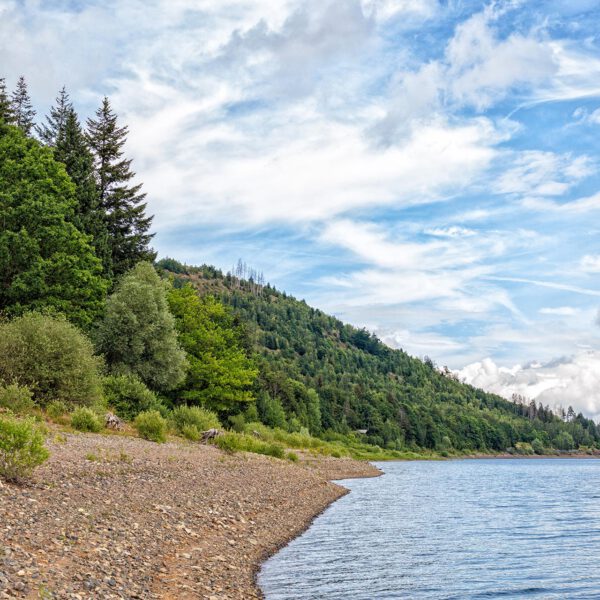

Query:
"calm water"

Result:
[[259, 459, 600, 599]]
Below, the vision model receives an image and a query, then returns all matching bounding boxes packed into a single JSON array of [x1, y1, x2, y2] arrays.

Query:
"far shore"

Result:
[[0, 430, 380, 599]]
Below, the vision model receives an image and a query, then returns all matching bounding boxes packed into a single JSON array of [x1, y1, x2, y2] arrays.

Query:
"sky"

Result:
[[2, 0, 600, 417]]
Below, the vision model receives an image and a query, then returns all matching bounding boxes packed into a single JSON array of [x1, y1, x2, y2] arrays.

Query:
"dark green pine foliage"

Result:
[[0, 78, 14, 124], [86, 97, 155, 277], [54, 109, 112, 276], [10, 76, 36, 135], [36, 86, 72, 146]]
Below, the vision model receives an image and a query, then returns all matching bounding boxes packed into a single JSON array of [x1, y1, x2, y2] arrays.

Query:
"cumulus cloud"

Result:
[[580, 255, 600, 273], [540, 306, 579, 316], [457, 352, 600, 421]]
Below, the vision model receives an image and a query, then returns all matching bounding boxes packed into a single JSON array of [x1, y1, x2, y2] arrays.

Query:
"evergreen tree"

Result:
[[86, 97, 155, 276], [36, 86, 72, 146], [0, 78, 14, 124], [54, 109, 111, 276], [0, 123, 107, 327], [10, 76, 36, 135]]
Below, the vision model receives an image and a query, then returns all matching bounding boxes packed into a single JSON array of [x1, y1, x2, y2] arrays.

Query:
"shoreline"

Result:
[[0, 431, 380, 599]]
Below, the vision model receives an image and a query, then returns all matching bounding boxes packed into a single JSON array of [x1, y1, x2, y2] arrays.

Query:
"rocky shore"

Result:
[[0, 432, 380, 599]]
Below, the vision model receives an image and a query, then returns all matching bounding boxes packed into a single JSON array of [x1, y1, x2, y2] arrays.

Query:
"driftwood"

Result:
[[105, 412, 124, 430], [200, 428, 221, 443]]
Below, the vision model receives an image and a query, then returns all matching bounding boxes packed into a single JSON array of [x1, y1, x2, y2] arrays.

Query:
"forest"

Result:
[[0, 75, 597, 476]]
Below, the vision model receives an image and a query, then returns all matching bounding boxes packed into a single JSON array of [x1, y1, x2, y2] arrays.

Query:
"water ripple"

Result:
[[259, 459, 600, 600]]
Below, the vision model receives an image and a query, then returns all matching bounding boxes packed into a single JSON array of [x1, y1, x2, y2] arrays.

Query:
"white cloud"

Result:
[[540, 306, 579, 316], [424, 226, 477, 238], [580, 255, 600, 273], [457, 352, 600, 421]]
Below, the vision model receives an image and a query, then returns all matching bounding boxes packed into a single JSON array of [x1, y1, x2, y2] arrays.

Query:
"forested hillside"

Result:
[[159, 260, 600, 454]]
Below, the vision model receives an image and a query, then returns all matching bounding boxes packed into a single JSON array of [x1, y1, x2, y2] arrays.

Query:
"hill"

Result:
[[157, 259, 600, 454]]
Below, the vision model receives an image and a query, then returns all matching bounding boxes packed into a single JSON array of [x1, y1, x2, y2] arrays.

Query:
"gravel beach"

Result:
[[0, 431, 380, 599]]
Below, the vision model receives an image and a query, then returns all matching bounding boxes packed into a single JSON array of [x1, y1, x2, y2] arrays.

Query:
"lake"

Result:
[[259, 459, 600, 599]]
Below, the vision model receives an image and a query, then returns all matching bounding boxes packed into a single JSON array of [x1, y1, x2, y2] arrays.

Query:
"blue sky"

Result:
[[3, 0, 600, 416]]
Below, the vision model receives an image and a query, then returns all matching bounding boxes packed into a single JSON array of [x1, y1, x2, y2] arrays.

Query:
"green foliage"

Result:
[[46, 400, 69, 421], [170, 405, 221, 440], [167, 286, 257, 411], [0, 313, 103, 407], [86, 97, 155, 276], [0, 78, 14, 124], [158, 264, 600, 455], [103, 374, 162, 420], [71, 407, 103, 433], [554, 431, 575, 451], [0, 384, 35, 414], [96, 262, 187, 392], [0, 415, 49, 482], [0, 124, 107, 327], [214, 432, 285, 458], [134, 410, 167, 443], [531, 438, 545, 455], [286, 451, 299, 462]]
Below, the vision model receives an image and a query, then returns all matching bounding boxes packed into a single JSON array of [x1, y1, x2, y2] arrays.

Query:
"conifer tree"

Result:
[[10, 76, 35, 135], [0, 78, 14, 124], [55, 108, 112, 275], [86, 97, 155, 276], [36, 86, 71, 146]]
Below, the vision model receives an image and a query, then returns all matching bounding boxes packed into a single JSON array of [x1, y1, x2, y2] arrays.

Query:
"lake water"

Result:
[[259, 459, 600, 599]]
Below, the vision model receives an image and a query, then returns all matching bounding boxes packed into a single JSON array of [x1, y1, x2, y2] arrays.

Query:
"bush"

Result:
[[228, 413, 246, 433], [286, 451, 299, 462], [134, 410, 167, 443], [46, 400, 69, 421], [170, 405, 220, 439], [531, 438, 545, 455], [103, 374, 163, 420], [214, 432, 285, 459], [0, 313, 103, 407], [0, 384, 35, 414], [71, 407, 103, 433], [0, 415, 49, 482]]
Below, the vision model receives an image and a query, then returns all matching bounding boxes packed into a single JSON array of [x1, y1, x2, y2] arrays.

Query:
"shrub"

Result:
[[103, 374, 163, 420], [228, 413, 246, 433], [0, 384, 35, 414], [46, 400, 69, 421], [213, 432, 285, 459], [531, 438, 545, 455], [0, 313, 103, 407], [134, 410, 167, 443], [0, 415, 49, 482], [170, 405, 220, 439], [286, 451, 299, 462], [181, 424, 201, 441], [71, 407, 102, 433]]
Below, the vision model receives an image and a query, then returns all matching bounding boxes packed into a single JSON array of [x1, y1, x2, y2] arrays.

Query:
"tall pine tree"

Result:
[[55, 108, 112, 276], [86, 97, 155, 277], [36, 86, 71, 146], [11, 76, 36, 135], [0, 78, 14, 124]]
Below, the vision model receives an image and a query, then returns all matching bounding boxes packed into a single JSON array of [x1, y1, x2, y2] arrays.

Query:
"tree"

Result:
[[96, 262, 187, 392], [55, 109, 111, 275], [86, 97, 155, 276], [10, 76, 35, 135], [36, 86, 72, 146], [0, 123, 107, 327], [0, 78, 13, 124], [554, 431, 575, 451], [167, 285, 258, 412]]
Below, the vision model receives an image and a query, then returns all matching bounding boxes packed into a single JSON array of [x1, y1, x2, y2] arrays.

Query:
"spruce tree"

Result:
[[0, 78, 14, 124], [86, 97, 155, 276], [55, 108, 112, 276], [36, 86, 71, 146], [10, 76, 36, 135]]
